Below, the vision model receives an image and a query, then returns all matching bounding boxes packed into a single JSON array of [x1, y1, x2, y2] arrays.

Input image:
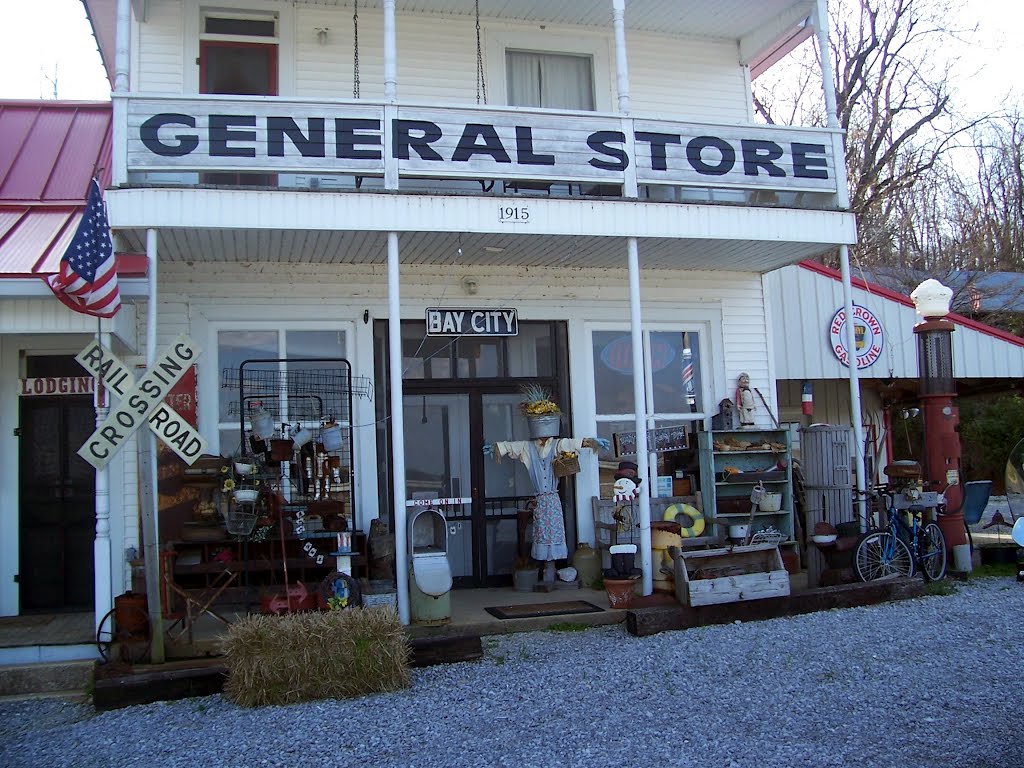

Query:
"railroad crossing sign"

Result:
[[75, 334, 209, 469]]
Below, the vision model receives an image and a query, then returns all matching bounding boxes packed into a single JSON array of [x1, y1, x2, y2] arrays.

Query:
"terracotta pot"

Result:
[[604, 577, 637, 608]]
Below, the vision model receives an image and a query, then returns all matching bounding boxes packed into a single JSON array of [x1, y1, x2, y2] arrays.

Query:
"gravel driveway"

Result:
[[2, 578, 1022, 768]]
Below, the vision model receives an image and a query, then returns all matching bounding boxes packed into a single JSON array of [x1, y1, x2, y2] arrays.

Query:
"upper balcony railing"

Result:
[[121, 94, 844, 210]]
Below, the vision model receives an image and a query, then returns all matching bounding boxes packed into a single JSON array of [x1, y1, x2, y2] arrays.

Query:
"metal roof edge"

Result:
[[797, 260, 1024, 349]]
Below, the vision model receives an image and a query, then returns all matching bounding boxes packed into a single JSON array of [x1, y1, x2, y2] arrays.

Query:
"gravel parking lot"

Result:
[[2, 577, 1022, 768]]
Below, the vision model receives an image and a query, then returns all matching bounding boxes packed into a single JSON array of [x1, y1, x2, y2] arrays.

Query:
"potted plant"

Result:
[[512, 556, 539, 592], [519, 383, 561, 439]]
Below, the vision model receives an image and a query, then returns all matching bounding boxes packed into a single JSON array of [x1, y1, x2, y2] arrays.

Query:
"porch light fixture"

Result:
[[461, 276, 479, 295], [315, 27, 329, 44]]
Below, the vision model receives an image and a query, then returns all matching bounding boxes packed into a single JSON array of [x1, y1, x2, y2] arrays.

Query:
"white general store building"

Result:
[[2, 0, 862, 635]]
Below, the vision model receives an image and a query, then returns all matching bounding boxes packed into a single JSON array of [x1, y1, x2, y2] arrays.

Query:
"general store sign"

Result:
[[426, 307, 518, 336], [829, 305, 885, 369], [127, 99, 839, 193], [75, 335, 209, 469]]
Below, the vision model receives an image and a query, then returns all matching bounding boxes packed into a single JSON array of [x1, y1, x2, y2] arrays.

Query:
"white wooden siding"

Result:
[[764, 264, 1024, 381], [627, 33, 748, 124], [138, 3, 753, 124], [137, 0, 185, 93], [149, 261, 770, 530]]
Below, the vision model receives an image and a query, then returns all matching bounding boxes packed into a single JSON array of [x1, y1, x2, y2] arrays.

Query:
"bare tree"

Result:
[[754, 0, 986, 269]]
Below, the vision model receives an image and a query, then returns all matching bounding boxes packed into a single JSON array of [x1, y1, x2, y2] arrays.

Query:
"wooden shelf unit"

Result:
[[697, 428, 795, 544], [168, 531, 367, 599]]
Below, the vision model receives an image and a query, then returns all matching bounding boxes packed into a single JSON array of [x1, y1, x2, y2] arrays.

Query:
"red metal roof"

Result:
[[0, 100, 143, 278], [799, 260, 1024, 349]]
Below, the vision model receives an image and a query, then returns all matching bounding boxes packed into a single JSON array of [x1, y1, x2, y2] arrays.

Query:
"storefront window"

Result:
[[217, 327, 348, 454], [591, 327, 708, 497], [400, 321, 555, 381]]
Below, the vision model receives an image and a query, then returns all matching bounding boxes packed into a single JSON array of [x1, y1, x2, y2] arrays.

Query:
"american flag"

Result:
[[46, 179, 121, 318]]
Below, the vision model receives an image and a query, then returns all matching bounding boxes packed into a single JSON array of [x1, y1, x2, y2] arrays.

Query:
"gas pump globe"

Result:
[[910, 279, 965, 548]]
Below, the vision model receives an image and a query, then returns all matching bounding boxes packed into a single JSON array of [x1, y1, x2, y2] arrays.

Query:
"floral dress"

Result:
[[492, 437, 589, 562]]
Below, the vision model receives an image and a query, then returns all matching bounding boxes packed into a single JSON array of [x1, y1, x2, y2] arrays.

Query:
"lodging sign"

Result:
[[76, 335, 209, 469]]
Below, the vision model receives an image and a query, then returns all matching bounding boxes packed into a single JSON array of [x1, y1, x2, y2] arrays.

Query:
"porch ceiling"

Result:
[[298, 0, 813, 40], [87, 2, 815, 84], [114, 227, 834, 273]]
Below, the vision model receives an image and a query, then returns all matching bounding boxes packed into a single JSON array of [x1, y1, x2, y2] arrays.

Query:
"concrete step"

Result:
[[0, 660, 93, 698]]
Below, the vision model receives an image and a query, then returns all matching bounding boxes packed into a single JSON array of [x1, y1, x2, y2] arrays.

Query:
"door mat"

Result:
[[484, 601, 604, 620]]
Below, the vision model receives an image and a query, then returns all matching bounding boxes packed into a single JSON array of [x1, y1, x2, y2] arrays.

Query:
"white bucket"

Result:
[[321, 424, 343, 451], [953, 543, 973, 573], [250, 409, 275, 439], [292, 426, 314, 448]]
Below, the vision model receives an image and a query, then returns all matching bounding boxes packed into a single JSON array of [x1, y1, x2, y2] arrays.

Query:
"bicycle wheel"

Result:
[[918, 522, 947, 581], [854, 530, 915, 582]]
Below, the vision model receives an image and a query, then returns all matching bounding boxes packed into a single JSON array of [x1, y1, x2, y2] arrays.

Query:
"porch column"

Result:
[[815, 0, 868, 522], [111, 0, 131, 186], [93, 325, 113, 638], [387, 232, 410, 624], [613, 0, 651, 592], [628, 237, 653, 595], [382, 0, 409, 624], [143, 228, 165, 662]]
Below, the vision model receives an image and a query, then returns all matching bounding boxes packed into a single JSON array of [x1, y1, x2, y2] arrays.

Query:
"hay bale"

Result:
[[222, 606, 410, 707]]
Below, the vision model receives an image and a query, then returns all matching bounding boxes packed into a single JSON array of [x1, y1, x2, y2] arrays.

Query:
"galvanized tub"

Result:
[[527, 414, 560, 439]]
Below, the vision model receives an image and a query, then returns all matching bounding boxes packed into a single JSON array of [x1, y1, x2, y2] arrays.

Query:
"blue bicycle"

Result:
[[854, 487, 947, 582]]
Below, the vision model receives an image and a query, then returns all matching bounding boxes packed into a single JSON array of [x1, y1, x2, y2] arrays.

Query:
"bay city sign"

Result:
[[76, 334, 209, 469]]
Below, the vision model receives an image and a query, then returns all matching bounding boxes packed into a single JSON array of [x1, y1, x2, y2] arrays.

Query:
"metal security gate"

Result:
[[801, 425, 852, 586], [18, 395, 96, 612]]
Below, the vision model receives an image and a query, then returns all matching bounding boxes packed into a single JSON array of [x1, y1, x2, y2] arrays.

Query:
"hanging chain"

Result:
[[352, 0, 360, 99], [475, 0, 487, 105]]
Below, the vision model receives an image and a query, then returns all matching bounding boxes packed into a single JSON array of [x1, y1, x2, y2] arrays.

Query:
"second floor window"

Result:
[[506, 51, 595, 111]]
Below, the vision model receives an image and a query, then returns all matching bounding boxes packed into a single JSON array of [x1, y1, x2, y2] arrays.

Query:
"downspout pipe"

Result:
[[814, 0, 868, 525], [112, 0, 131, 185]]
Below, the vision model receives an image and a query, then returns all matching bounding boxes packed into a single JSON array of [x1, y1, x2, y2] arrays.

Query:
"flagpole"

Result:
[[93, 315, 113, 640]]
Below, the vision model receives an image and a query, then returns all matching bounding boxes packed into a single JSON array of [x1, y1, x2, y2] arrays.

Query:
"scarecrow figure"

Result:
[[484, 436, 607, 583]]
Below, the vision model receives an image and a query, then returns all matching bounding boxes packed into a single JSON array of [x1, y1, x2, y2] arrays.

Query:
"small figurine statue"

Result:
[[735, 372, 756, 428]]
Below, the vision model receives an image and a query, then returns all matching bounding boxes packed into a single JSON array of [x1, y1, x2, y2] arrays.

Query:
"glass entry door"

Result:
[[403, 391, 572, 587], [403, 395, 474, 585]]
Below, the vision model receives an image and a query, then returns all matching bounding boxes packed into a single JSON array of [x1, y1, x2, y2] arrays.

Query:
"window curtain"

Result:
[[506, 51, 594, 111]]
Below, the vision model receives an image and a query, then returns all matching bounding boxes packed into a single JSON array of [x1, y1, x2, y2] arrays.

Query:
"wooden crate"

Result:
[[674, 543, 790, 607]]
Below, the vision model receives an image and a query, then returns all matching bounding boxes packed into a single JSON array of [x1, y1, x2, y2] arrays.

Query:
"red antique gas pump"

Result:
[[911, 279, 965, 548]]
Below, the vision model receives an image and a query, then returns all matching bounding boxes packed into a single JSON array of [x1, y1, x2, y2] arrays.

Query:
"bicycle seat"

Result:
[[885, 461, 923, 479]]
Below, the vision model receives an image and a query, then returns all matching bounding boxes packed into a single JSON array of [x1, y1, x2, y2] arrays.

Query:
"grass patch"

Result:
[[221, 607, 410, 707], [968, 562, 1018, 579], [923, 579, 959, 596], [546, 622, 591, 633]]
